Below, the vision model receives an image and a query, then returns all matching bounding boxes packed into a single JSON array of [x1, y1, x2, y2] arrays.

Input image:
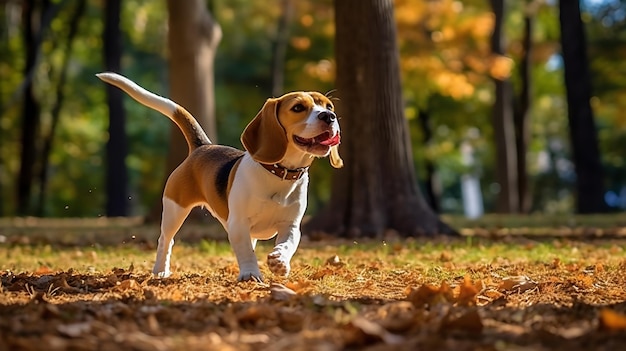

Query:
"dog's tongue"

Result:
[[319, 133, 341, 146]]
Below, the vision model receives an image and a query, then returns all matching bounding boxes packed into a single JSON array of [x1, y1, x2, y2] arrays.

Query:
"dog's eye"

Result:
[[326, 103, 334, 111], [291, 104, 306, 113]]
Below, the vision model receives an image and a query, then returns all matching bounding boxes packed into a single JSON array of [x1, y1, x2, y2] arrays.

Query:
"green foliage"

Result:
[[1, 0, 625, 217]]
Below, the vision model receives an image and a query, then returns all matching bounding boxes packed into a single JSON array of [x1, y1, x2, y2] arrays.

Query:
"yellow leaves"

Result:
[[407, 282, 453, 307], [113, 279, 141, 292], [407, 275, 482, 308], [469, 13, 495, 39], [599, 309, 626, 331], [395, 4, 424, 25], [304, 59, 334, 82], [433, 71, 475, 99], [489, 55, 515, 80], [571, 273, 594, 290], [300, 14, 314, 27], [458, 275, 483, 307], [290, 37, 311, 51]]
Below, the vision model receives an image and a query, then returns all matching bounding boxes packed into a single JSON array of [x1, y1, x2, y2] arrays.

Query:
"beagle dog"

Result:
[[97, 72, 342, 281]]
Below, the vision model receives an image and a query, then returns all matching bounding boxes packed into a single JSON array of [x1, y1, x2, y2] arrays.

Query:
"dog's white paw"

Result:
[[267, 251, 290, 277], [238, 269, 263, 282], [153, 270, 171, 279]]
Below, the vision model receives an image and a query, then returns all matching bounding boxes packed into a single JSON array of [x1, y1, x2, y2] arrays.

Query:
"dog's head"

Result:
[[241, 92, 343, 168]]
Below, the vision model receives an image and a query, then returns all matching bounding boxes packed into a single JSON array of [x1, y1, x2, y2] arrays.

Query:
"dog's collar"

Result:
[[260, 163, 309, 180]]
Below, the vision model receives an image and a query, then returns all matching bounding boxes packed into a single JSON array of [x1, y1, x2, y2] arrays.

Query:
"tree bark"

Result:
[[305, 0, 455, 237], [146, 0, 221, 222], [559, 1, 607, 213], [103, 0, 128, 216], [490, 0, 519, 213]]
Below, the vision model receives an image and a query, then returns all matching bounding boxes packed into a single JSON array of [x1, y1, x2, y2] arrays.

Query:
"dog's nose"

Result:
[[317, 111, 336, 125]]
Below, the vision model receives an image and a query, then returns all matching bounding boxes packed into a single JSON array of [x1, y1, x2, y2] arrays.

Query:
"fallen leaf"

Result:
[[456, 275, 482, 306], [270, 283, 297, 301], [57, 322, 92, 338], [285, 280, 313, 293], [350, 317, 404, 345], [114, 279, 141, 292], [599, 309, 626, 331], [407, 282, 453, 307], [34, 266, 53, 275], [168, 288, 184, 301], [326, 255, 344, 267], [595, 263, 605, 273], [55, 275, 81, 293], [440, 309, 483, 334], [310, 267, 336, 280], [498, 276, 537, 293], [439, 251, 453, 262], [237, 305, 276, 325], [572, 273, 594, 289], [278, 308, 305, 332], [480, 289, 505, 305]]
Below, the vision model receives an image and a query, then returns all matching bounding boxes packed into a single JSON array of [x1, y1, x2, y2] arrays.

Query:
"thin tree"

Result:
[[419, 107, 441, 213], [103, 0, 128, 216], [513, 0, 538, 213], [306, 0, 455, 237], [559, 0, 607, 213], [36, 0, 86, 216], [490, 0, 519, 213], [271, 0, 295, 97], [16, 0, 53, 216], [147, 0, 221, 222]]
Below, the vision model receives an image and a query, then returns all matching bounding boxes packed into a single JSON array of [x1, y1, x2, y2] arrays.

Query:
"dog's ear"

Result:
[[329, 145, 343, 168], [241, 98, 288, 164]]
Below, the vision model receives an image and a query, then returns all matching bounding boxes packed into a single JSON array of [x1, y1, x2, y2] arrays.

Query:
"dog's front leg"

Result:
[[227, 219, 263, 281], [267, 223, 301, 277]]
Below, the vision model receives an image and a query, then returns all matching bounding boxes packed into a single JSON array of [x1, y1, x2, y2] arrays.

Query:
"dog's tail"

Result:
[[96, 72, 211, 151]]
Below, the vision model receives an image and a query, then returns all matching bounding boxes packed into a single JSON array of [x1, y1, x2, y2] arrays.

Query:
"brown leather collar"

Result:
[[260, 163, 308, 180]]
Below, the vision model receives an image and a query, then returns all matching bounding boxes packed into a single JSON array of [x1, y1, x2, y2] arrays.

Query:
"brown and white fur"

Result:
[[96, 72, 342, 281]]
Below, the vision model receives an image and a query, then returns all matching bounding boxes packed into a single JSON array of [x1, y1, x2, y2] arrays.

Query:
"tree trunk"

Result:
[[271, 0, 294, 97], [103, 0, 128, 216], [559, 1, 607, 213], [146, 0, 221, 222], [513, 4, 534, 213], [36, 0, 85, 216], [490, 0, 519, 213], [305, 0, 455, 237], [17, 0, 50, 216]]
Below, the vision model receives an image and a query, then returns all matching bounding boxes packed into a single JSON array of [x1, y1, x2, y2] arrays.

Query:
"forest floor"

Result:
[[1, 216, 626, 350]]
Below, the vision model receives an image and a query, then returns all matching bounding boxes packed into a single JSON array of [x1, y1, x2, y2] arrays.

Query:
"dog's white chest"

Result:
[[248, 183, 306, 236], [227, 157, 309, 239]]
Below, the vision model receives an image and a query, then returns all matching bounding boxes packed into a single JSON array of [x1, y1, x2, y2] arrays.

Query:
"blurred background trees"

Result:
[[1, 0, 625, 227]]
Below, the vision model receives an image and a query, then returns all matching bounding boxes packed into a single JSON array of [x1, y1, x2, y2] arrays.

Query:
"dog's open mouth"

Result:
[[294, 131, 340, 147]]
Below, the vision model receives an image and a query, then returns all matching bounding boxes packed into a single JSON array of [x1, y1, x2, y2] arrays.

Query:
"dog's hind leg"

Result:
[[152, 197, 191, 278]]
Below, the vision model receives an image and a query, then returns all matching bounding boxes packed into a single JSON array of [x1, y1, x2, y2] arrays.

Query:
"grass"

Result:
[[3, 236, 625, 288], [2, 217, 626, 350]]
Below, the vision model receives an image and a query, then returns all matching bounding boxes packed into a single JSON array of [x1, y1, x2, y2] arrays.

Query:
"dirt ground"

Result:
[[1, 232, 626, 350]]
